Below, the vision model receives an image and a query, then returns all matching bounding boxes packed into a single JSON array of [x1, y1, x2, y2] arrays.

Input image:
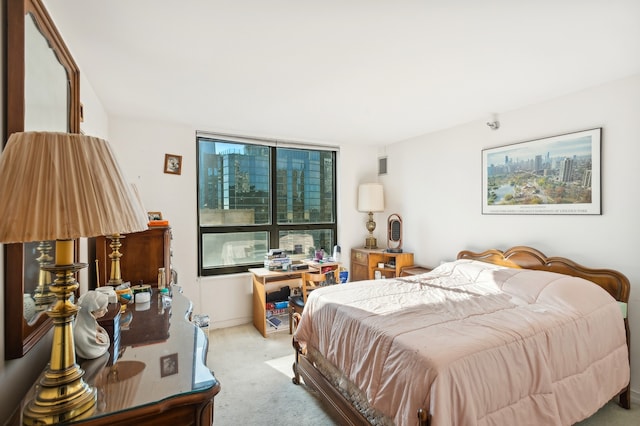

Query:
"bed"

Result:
[[291, 246, 631, 426]]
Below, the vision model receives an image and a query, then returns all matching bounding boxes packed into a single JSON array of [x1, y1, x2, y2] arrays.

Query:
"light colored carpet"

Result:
[[207, 324, 337, 426], [575, 398, 638, 426], [207, 324, 638, 425]]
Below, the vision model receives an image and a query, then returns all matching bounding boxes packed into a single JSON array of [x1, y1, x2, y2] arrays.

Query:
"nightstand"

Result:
[[350, 248, 414, 281], [399, 265, 432, 277]]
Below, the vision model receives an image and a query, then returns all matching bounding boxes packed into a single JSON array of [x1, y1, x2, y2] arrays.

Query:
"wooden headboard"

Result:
[[457, 246, 630, 303]]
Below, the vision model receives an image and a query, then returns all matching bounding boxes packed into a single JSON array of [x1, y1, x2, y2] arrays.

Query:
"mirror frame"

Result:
[[4, 0, 80, 359]]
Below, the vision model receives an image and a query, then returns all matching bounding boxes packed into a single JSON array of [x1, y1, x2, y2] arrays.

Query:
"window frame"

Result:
[[196, 134, 338, 276]]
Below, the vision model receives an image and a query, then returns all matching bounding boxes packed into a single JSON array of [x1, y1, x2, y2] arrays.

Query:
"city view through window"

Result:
[[197, 137, 336, 274]]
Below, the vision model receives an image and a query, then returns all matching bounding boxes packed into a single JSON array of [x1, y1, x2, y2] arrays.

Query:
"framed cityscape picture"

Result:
[[482, 128, 601, 215]]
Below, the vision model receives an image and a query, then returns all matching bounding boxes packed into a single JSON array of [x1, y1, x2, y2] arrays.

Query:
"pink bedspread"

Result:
[[294, 260, 629, 426]]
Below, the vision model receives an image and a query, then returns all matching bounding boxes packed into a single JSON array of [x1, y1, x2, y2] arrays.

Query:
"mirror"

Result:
[[4, 0, 80, 359], [24, 12, 69, 131]]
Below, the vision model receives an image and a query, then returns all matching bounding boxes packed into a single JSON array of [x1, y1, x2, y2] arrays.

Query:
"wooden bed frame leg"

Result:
[[619, 384, 631, 409], [417, 408, 431, 426], [619, 320, 631, 409], [291, 314, 302, 385], [292, 348, 300, 385]]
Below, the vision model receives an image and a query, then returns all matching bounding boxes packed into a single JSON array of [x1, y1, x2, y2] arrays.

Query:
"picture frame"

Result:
[[482, 128, 601, 215], [164, 153, 182, 175], [160, 353, 179, 377], [148, 211, 163, 221]]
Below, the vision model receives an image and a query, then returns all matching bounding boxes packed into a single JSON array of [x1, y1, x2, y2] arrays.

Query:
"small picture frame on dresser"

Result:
[[160, 353, 179, 377], [148, 211, 163, 221]]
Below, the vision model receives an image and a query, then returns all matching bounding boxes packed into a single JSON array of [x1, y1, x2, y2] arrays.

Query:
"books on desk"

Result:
[[266, 315, 282, 328], [264, 250, 291, 271]]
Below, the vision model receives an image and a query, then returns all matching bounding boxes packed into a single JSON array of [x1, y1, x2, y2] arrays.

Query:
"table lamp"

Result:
[[106, 184, 146, 287], [357, 183, 384, 249], [0, 132, 149, 424]]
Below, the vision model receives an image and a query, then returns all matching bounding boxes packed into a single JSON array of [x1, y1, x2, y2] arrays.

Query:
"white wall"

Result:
[[380, 74, 640, 400], [80, 73, 109, 140]]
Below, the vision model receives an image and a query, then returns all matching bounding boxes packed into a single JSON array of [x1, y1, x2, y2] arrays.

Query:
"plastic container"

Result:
[[333, 244, 341, 262], [157, 268, 166, 290]]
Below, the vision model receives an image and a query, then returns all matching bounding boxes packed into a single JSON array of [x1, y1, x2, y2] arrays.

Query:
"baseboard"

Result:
[[210, 317, 252, 330], [631, 389, 640, 405]]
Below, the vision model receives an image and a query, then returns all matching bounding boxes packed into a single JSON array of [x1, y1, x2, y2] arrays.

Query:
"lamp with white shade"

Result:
[[0, 132, 149, 424], [357, 183, 384, 249]]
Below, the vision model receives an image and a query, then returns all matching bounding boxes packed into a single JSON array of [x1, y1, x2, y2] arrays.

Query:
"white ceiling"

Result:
[[42, 0, 640, 146]]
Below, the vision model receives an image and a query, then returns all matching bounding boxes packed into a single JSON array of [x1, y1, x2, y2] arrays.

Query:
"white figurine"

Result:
[[74, 290, 110, 359]]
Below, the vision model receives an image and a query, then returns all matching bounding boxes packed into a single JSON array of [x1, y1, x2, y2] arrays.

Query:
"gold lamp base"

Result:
[[22, 240, 97, 425], [108, 233, 125, 286], [364, 235, 378, 249], [22, 378, 96, 425], [34, 240, 56, 308], [364, 211, 378, 249]]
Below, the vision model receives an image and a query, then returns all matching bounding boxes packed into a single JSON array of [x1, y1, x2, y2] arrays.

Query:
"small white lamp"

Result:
[[357, 183, 384, 249]]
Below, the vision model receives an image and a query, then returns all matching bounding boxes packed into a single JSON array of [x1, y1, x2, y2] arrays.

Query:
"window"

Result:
[[197, 134, 337, 275]]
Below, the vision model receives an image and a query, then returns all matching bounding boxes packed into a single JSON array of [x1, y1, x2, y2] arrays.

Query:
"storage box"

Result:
[[274, 301, 288, 309]]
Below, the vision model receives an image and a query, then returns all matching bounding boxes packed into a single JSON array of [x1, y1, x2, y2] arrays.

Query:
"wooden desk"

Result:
[[10, 287, 220, 426], [250, 261, 339, 337]]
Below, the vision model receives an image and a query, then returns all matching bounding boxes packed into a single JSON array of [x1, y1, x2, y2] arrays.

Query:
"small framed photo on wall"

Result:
[[164, 153, 182, 175]]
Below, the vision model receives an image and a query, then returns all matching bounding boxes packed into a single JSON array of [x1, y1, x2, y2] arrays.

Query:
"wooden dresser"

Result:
[[91, 226, 172, 288], [350, 248, 414, 281], [9, 287, 220, 426]]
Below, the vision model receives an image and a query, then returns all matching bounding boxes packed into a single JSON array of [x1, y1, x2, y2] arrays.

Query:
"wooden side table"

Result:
[[399, 265, 432, 277], [350, 248, 414, 281]]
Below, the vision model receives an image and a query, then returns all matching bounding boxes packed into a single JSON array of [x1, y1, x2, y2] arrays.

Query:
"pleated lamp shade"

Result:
[[0, 132, 149, 243]]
